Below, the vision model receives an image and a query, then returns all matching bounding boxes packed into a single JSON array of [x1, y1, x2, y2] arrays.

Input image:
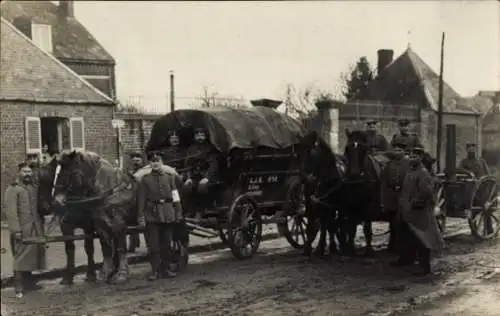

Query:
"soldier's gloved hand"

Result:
[[199, 178, 209, 186], [184, 178, 193, 186]]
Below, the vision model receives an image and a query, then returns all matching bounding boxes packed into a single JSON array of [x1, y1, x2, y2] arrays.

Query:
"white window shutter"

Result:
[[69, 117, 85, 151], [25, 117, 42, 155]]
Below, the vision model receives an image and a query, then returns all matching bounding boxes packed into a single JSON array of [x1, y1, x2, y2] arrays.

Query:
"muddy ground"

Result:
[[1, 219, 499, 316]]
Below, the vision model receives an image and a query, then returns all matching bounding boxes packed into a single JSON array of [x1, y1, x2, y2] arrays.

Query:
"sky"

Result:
[[72, 0, 500, 112]]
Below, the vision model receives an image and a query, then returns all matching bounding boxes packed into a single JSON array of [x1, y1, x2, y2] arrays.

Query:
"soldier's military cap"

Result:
[[366, 120, 378, 126], [466, 143, 477, 149], [129, 151, 143, 159], [147, 150, 164, 160], [18, 162, 28, 170], [398, 118, 410, 126]]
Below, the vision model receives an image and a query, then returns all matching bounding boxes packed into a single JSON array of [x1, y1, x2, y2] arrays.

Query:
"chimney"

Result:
[[250, 98, 283, 109], [377, 49, 394, 75], [58, 1, 74, 18]]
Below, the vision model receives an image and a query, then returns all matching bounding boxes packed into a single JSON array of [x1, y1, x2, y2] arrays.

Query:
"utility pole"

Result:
[[170, 70, 175, 112], [436, 32, 446, 172]]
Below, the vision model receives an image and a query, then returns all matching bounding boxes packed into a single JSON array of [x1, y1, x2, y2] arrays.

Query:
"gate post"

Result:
[[314, 101, 340, 153], [444, 124, 457, 216]]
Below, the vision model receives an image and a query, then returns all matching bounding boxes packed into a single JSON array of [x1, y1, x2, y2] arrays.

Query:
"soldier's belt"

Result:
[[150, 198, 173, 204]]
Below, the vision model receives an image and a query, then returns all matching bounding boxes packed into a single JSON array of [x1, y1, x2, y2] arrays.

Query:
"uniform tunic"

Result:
[[390, 133, 421, 151], [399, 163, 444, 251], [137, 170, 182, 224], [458, 156, 489, 178], [380, 152, 410, 212], [3, 181, 46, 272], [186, 143, 218, 181]]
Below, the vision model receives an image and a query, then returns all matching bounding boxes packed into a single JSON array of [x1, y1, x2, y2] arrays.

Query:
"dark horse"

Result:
[[340, 129, 389, 256], [300, 131, 346, 258], [38, 151, 137, 284]]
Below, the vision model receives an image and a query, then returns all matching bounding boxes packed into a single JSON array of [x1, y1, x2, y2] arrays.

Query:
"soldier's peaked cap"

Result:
[[398, 118, 410, 126], [466, 143, 477, 148], [129, 151, 143, 158], [147, 150, 164, 159], [366, 120, 378, 126]]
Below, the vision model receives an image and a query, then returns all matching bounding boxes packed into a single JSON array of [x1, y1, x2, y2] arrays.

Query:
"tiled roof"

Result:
[[368, 47, 478, 114], [0, 18, 114, 104], [0, 0, 114, 62]]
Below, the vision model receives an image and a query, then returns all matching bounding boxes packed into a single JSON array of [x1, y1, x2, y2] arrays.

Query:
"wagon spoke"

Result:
[[486, 184, 497, 205], [298, 219, 306, 243]]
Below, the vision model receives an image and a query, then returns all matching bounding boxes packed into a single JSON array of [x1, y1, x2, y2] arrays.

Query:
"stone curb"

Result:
[[0, 232, 280, 289]]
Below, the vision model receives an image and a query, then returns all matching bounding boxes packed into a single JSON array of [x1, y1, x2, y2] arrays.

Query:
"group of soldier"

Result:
[[367, 118, 490, 276], [3, 118, 491, 297]]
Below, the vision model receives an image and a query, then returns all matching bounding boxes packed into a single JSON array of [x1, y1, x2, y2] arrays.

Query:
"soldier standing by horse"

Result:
[[3, 162, 46, 298], [126, 152, 146, 253], [393, 146, 444, 276], [137, 151, 183, 280]]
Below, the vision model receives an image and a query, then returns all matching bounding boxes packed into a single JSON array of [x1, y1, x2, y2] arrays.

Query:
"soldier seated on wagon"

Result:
[[458, 143, 490, 178], [183, 127, 219, 221], [365, 120, 389, 153], [390, 119, 421, 152], [163, 131, 185, 171]]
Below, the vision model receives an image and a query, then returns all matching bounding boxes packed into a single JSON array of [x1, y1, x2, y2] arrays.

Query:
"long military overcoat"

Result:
[[3, 181, 46, 272], [398, 164, 444, 252], [380, 152, 410, 212]]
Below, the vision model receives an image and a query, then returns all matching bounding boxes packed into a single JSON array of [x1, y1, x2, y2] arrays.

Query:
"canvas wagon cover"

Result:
[[146, 107, 307, 153]]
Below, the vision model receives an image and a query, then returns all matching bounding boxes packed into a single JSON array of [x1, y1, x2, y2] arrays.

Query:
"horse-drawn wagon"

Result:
[[433, 171, 499, 239], [146, 106, 311, 259]]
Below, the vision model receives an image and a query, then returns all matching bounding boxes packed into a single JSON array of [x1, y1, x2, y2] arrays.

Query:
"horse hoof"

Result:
[[84, 273, 97, 283], [59, 278, 73, 286]]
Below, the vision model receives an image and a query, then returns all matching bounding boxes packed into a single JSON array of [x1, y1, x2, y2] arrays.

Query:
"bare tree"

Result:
[[198, 86, 247, 109]]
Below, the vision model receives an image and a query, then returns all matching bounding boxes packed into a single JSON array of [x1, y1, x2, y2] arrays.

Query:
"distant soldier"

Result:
[[365, 120, 389, 153], [390, 119, 421, 152], [184, 128, 219, 221], [127, 151, 145, 253], [137, 151, 183, 280], [458, 143, 490, 178], [3, 163, 46, 298], [163, 131, 184, 170], [393, 146, 444, 277], [380, 142, 410, 253]]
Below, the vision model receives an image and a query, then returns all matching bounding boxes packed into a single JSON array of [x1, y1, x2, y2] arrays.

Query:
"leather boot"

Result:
[[147, 253, 161, 281], [14, 271, 24, 298]]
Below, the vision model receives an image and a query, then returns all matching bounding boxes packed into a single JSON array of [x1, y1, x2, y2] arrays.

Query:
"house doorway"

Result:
[[40, 117, 69, 155]]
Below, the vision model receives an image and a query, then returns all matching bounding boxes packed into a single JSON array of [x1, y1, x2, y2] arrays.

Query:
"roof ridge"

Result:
[[1, 17, 114, 103]]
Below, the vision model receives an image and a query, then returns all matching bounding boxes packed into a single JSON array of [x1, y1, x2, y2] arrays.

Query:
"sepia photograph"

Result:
[[0, 0, 499, 315]]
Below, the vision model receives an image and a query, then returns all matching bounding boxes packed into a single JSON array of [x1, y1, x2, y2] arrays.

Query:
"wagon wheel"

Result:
[[467, 176, 499, 240], [227, 193, 263, 259], [434, 184, 447, 235], [279, 181, 317, 249], [169, 222, 190, 272]]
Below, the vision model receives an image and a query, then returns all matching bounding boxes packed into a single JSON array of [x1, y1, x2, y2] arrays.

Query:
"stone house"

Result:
[[0, 17, 117, 205], [343, 47, 482, 165], [1, 0, 116, 98]]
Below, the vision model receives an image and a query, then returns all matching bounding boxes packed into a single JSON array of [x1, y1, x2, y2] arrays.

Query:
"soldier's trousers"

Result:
[[127, 233, 140, 251], [144, 223, 174, 273]]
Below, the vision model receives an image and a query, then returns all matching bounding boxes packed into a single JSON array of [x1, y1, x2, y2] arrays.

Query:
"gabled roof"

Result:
[[0, 18, 114, 104], [368, 47, 478, 114], [0, 0, 114, 62]]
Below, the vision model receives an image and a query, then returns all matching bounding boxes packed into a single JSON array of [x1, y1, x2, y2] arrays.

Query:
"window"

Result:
[[69, 117, 85, 151], [31, 23, 53, 53], [25, 117, 42, 155]]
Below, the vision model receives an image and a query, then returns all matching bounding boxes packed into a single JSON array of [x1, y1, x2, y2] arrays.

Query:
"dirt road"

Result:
[[1, 219, 499, 316]]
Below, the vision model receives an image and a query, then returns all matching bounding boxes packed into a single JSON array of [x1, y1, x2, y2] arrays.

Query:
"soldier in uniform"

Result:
[[183, 128, 219, 221], [163, 131, 184, 170], [390, 119, 421, 152], [458, 143, 490, 178], [380, 141, 411, 253], [4, 163, 46, 298], [365, 120, 389, 153], [127, 151, 145, 253], [392, 146, 444, 276], [137, 151, 183, 280]]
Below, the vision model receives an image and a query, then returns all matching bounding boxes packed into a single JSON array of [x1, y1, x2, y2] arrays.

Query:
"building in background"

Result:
[[0, 17, 117, 208], [1, 0, 116, 98]]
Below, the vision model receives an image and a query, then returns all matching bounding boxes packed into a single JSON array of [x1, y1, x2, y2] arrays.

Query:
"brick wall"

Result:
[[0, 101, 116, 206]]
